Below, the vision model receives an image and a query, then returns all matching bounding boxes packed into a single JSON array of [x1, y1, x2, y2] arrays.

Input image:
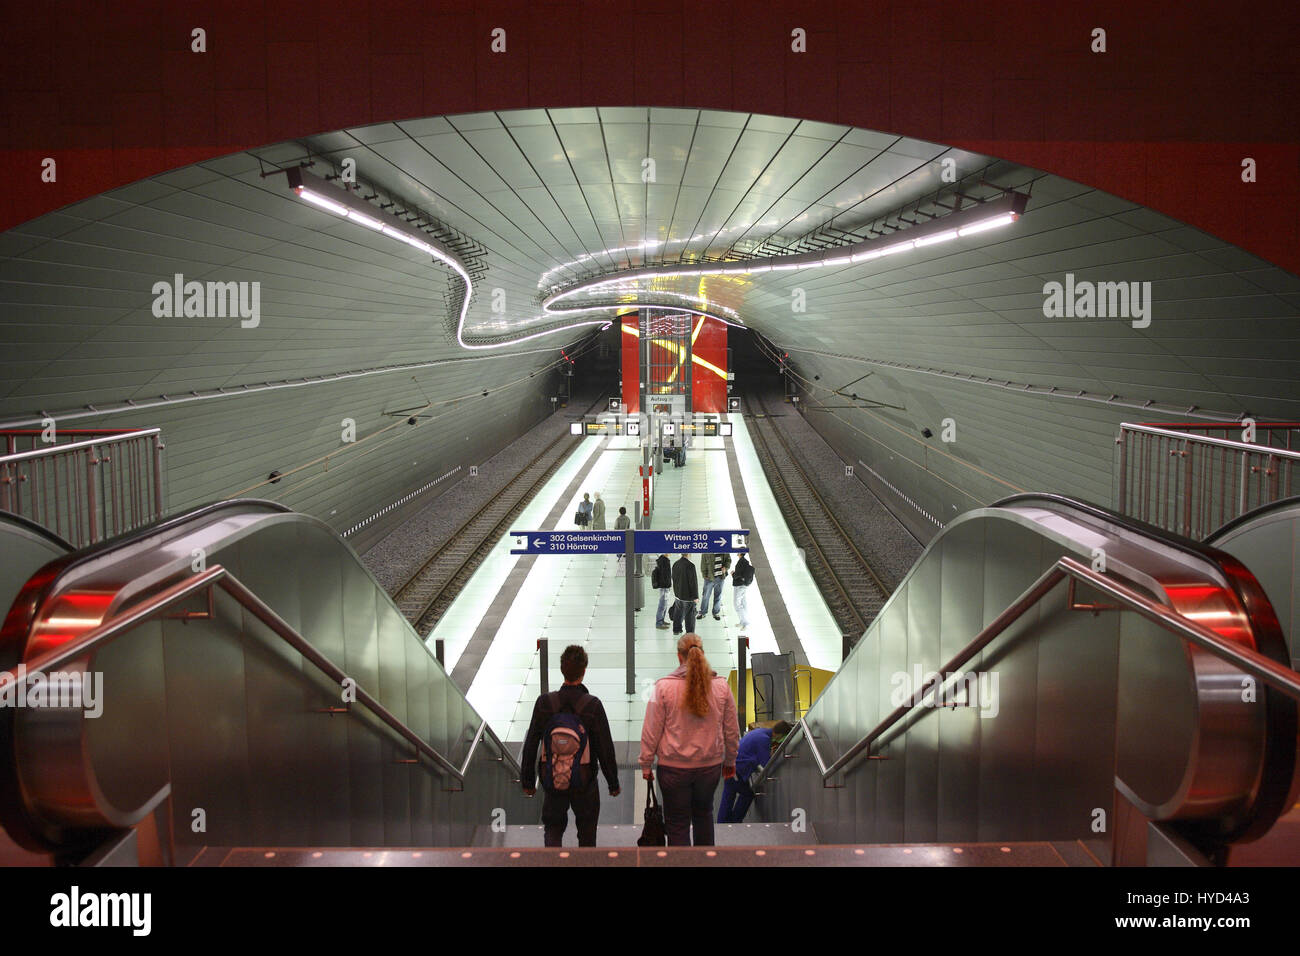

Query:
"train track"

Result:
[[745, 392, 890, 637], [392, 395, 607, 636]]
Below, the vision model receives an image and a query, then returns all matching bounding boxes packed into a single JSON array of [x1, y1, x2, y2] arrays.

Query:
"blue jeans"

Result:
[[717, 776, 755, 823], [657, 764, 722, 846], [672, 598, 696, 634], [655, 588, 671, 625], [701, 576, 725, 615]]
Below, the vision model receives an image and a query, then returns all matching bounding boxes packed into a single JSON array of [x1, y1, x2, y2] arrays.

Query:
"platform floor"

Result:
[[426, 418, 842, 744]]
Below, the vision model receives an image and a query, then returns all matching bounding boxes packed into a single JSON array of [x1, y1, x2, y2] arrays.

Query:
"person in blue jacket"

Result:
[[717, 720, 792, 823]]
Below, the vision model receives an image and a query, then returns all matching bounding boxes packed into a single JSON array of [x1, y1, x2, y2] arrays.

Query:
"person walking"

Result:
[[651, 554, 672, 629], [639, 634, 740, 846], [717, 720, 790, 823], [576, 493, 593, 527], [699, 552, 731, 622], [521, 645, 621, 846], [614, 506, 631, 564], [591, 492, 606, 530], [670, 553, 699, 635], [731, 553, 755, 630]]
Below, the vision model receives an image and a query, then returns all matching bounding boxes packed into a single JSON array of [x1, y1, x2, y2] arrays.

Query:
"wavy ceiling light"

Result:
[[286, 167, 739, 349], [288, 166, 1026, 352], [542, 190, 1028, 308]]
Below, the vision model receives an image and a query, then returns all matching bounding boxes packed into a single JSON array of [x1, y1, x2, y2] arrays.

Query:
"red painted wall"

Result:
[[691, 317, 728, 415], [1, 1, 1297, 274], [620, 319, 640, 414], [619, 315, 728, 414]]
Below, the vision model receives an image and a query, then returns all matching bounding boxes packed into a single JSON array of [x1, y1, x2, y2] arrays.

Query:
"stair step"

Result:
[[469, 822, 814, 847], [198, 839, 1095, 867]]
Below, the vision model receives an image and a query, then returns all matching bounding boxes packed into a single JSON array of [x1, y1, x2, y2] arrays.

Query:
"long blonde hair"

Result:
[[677, 634, 712, 718]]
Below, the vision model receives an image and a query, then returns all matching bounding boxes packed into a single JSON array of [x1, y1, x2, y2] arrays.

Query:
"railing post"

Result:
[[152, 433, 165, 520], [1183, 439, 1194, 537], [435, 639, 445, 667], [538, 638, 549, 695], [1117, 428, 1128, 513], [85, 449, 99, 545]]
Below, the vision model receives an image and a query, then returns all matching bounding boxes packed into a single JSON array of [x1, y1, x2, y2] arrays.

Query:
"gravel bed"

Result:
[[760, 396, 923, 591], [362, 391, 600, 592]]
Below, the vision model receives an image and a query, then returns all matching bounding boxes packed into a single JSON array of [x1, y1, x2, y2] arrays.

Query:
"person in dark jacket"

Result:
[[731, 554, 755, 629], [651, 554, 673, 628], [670, 554, 699, 635], [717, 720, 791, 823], [521, 645, 621, 846], [699, 552, 731, 622]]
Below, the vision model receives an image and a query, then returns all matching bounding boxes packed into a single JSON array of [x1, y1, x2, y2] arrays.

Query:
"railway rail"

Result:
[[392, 394, 606, 636]]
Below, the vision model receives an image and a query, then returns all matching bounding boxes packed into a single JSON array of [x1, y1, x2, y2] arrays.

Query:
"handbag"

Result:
[[574, 509, 587, 525], [637, 784, 666, 846]]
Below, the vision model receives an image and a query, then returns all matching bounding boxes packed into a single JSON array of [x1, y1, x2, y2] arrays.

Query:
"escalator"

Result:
[[1, 492, 1298, 865], [0, 500, 528, 863], [751, 494, 1300, 865]]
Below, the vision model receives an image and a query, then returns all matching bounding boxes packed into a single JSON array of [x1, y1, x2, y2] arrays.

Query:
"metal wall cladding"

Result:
[[137, 515, 532, 852], [755, 512, 1120, 845]]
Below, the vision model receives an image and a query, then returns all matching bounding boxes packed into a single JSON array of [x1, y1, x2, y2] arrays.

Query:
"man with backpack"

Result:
[[520, 644, 621, 846]]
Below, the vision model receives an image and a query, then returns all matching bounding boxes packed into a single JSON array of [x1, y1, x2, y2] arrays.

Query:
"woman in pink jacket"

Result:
[[639, 633, 740, 845]]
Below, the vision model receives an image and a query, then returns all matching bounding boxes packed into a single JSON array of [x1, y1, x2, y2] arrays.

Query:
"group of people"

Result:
[[521, 637, 788, 847], [651, 551, 756, 633], [574, 491, 632, 532]]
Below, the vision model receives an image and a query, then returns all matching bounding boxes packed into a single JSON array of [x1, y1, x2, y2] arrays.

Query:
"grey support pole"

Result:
[[625, 523, 636, 696], [435, 639, 445, 667], [538, 638, 549, 695]]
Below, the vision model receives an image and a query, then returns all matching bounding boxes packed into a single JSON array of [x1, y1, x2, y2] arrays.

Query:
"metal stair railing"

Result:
[[753, 555, 1300, 793]]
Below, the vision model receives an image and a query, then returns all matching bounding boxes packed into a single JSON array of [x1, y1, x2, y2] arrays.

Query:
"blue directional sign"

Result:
[[510, 530, 628, 554], [635, 530, 749, 554]]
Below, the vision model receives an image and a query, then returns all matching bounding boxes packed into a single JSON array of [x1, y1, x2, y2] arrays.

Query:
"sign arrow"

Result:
[[533, 538, 546, 549], [713, 537, 726, 547]]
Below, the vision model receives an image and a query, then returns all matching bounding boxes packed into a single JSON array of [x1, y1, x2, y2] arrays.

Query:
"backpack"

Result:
[[540, 692, 593, 793]]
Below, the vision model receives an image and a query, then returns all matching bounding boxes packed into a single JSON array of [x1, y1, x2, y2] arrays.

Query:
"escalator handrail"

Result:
[[991, 492, 1239, 565], [0, 510, 74, 551], [0, 563, 522, 787], [1204, 494, 1300, 544], [752, 555, 1300, 793]]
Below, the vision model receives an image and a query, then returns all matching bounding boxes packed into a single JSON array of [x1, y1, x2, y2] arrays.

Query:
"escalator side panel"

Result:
[[756, 498, 1282, 849], [3, 506, 531, 852]]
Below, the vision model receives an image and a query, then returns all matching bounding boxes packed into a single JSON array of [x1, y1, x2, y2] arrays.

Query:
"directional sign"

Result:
[[635, 530, 749, 554], [509, 530, 628, 554]]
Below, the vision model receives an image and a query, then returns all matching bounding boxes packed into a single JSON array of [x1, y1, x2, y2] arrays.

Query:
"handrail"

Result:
[[754, 556, 1300, 791], [0, 427, 163, 465], [1121, 422, 1300, 461], [0, 563, 520, 784]]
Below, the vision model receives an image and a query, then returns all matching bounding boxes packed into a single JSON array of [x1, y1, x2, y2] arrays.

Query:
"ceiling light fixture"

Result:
[[543, 190, 1028, 307]]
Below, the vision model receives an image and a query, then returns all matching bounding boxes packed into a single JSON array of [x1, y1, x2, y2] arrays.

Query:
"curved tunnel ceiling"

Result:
[[2, 107, 1299, 423]]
